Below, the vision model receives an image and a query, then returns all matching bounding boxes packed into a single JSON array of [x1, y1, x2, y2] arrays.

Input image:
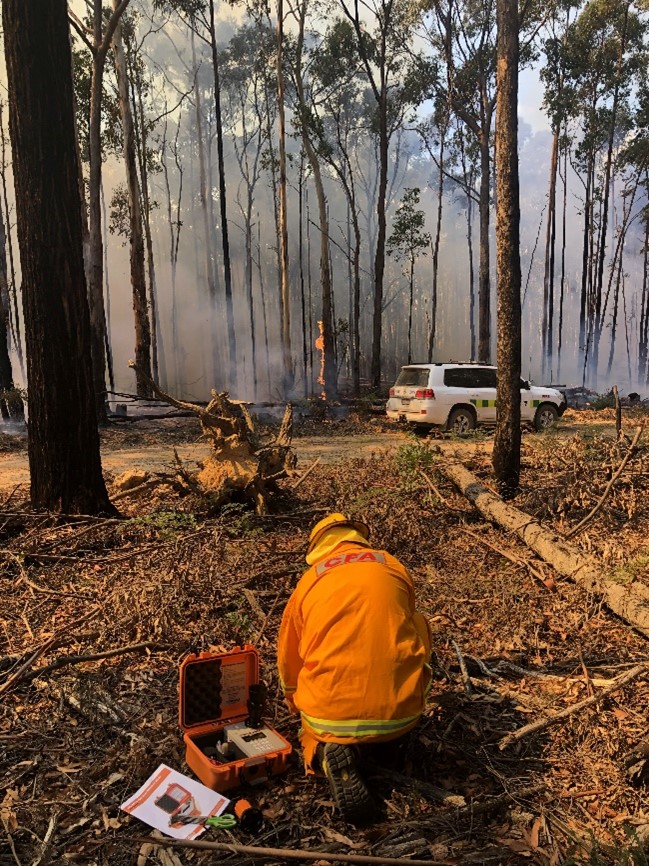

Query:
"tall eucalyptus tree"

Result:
[[68, 0, 131, 419], [339, 0, 426, 387]]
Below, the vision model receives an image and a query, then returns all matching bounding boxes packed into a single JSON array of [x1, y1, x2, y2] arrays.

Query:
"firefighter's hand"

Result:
[[284, 694, 297, 713]]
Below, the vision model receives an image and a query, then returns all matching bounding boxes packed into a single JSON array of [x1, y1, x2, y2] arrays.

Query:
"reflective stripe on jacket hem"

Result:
[[300, 711, 420, 738]]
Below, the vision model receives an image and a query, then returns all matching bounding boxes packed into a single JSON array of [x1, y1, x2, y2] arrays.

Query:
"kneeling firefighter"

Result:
[[277, 513, 432, 823]]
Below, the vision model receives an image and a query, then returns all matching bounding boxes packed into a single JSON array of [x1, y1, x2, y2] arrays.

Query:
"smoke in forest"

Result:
[[1, 0, 648, 403]]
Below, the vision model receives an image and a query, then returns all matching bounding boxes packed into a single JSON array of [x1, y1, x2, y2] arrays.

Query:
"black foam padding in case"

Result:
[[183, 658, 222, 727]]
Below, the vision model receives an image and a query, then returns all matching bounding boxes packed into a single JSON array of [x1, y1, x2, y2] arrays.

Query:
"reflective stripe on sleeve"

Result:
[[300, 711, 420, 738]]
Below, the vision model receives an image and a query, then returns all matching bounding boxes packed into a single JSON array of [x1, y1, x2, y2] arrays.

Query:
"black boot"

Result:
[[318, 743, 374, 824]]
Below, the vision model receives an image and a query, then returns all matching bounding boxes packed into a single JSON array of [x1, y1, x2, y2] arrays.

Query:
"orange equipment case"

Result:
[[179, 644, 292, 792]]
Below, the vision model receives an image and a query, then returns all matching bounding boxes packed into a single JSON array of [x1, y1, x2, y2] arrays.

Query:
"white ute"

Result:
[[385, 363, 567, 433]]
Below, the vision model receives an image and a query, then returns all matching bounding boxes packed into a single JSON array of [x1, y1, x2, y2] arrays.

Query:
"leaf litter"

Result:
[[0, 408, 648, 865]]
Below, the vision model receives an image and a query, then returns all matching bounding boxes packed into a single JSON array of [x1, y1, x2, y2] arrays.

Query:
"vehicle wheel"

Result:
[[445, 407, 476, 435], [534, 403, 559, 431]]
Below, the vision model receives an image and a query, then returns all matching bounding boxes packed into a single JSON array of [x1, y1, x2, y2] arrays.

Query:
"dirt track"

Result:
[[0, 406, 625, 491], [0, 430, 415, 489]]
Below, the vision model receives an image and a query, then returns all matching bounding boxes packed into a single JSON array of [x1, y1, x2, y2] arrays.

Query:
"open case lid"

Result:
[[179, 644, 259, 732]]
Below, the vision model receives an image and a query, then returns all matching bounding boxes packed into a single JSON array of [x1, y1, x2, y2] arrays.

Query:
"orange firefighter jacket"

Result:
[[277, 541, 431, 743]]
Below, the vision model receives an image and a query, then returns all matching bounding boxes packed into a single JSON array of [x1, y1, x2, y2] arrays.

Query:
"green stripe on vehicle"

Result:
[[470, 399, 497, 408]]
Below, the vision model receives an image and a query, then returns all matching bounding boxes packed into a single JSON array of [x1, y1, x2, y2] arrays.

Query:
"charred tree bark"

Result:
[[557, 135, 568, 383], [579, 150, 594, 360], [639, 211, 649, 385], [371, 98, 389, 387], [131, 61, 165, 388], [427, 116, 447, 363], [0, 101, 22, 379], [458, 129, 477, 360], [2, 0, 114, 514], [593, 3, 630, 383], [298, 157, 308, 397], [492, 0, 521, 500]]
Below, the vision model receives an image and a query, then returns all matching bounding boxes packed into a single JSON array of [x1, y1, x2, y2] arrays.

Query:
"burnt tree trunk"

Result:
[[0, 102, 23, 379], [579, 152, 593, 358], [2, 0, 114, 514], [492, 0, 521, 499], [542, 128, 559, 380], [370, 99, 389, 387], [557, 135, 568, 382], [131, 62, 165, 387], [208, 0, 237, 393], [86, 0, 131, 423], [639, 210, 649, 385]]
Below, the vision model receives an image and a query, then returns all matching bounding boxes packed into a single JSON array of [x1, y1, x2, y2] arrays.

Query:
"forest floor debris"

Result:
[[1, 406, 649, 865]]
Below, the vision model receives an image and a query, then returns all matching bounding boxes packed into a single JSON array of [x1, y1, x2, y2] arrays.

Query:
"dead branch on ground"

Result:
[[130, 835, 452, 866], [498, 661, 649, 750], [20, 640, 161, 684], [0, 608, 102, 695]]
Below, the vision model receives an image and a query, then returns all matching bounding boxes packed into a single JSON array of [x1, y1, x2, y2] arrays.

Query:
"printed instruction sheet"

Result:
[[120, 763, 230, 839]]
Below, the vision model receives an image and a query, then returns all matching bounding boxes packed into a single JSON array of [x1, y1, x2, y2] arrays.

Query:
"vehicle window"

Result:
[[444, 367, 497, 388], [444, 368, 475, 387], [395, 368, 430, 387], [470, 368, 497, 388]]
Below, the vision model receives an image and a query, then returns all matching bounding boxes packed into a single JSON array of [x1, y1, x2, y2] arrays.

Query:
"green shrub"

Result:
[[131, 510, 197, 539], [395, 439, 438, 487]]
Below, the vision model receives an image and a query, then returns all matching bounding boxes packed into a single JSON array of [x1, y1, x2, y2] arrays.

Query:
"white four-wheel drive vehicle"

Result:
[[385, 363, 567, 433]]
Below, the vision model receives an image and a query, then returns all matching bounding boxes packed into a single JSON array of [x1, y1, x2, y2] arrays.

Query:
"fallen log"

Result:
[[437, 458, 649, 638]]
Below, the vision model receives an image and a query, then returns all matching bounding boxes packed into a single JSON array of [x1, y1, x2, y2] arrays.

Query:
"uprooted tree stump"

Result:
[[127, 361, 297, 513]]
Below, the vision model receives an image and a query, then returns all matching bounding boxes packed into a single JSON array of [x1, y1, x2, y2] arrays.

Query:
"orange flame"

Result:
[[315, 320, 326, 399]]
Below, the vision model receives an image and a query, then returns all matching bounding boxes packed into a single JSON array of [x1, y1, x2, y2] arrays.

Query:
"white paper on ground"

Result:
[[120, 763, 230, 839]]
